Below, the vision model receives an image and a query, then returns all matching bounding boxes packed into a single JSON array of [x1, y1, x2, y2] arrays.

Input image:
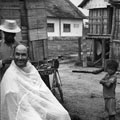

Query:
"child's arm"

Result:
[[99, 79, 106, 84], [101, 77, 117, 87], [99, 74, 107, 84]]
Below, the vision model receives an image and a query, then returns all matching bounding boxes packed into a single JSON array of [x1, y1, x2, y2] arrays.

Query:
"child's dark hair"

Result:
[[106, 59, 119, 71]]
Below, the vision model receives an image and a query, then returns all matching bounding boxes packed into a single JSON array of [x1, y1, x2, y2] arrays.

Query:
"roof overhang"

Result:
[[109, 0, 120, 5], [78, 0, 89, 8], [78, 0, 110, 9]]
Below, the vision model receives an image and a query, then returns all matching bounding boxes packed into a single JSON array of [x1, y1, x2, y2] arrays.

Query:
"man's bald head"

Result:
[[15, 44, 28, 53], [14, 44, 28, 68]]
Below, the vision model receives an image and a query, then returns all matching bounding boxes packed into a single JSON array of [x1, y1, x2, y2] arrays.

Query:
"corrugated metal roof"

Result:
[[45, 0, 86, 19]]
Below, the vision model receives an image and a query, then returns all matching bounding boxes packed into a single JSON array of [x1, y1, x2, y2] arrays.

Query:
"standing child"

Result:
[[100, 60, 119, 120]]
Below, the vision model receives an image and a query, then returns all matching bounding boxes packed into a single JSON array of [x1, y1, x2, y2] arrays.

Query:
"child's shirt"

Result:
[[101, 74, 117, 99]]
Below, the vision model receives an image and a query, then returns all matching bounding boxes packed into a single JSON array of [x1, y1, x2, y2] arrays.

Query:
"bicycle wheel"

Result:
[[51, 70, 64, 103], [57, 84, 64, 103]]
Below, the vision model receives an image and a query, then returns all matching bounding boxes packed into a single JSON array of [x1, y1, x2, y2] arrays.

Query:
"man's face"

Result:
[[14, 46, 28, 68], [4, 32, 15, 43]]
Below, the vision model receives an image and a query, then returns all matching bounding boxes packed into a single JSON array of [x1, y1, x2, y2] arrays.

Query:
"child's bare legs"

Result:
[[105, 98, 116, 120]]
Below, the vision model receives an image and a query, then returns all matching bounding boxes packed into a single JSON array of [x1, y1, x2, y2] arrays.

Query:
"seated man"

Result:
[[1, 44, 71, 120]]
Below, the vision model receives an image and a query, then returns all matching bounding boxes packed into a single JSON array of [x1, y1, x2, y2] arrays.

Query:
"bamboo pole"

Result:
[[102, 39, 105, 68], [109, 6, 116, 59]]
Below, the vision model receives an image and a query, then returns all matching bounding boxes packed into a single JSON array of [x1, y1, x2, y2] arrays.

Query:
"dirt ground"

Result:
[[51, 59, 120, 120]]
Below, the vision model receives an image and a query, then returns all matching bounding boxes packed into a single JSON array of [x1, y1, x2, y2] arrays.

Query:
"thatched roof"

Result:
[[45, 0, 86, 19]]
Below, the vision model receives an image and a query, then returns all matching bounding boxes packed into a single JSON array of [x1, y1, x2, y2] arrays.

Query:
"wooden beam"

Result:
[[78, 37, 82, 62], [109, 6, 116, 59], [102, 39, 105, 68]]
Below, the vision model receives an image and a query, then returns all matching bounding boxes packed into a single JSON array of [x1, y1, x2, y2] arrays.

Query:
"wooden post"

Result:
[[78, 37, 82, 62], [82, 42, 87, 67], [109, 6, 116, 59], [102, 39, 105, 68], [93, 39, 95, 62]]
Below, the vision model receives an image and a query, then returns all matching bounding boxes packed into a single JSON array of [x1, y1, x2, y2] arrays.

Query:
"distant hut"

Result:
[[79, 0, 120, 69], [0, 0, 48, 61], [45, 0, 86, 38]]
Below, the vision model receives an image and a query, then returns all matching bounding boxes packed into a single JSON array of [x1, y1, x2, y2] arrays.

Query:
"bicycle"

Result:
[[47, 58, 64, 103], [51, 66, 64, 103], [32, 57, 64, 103]]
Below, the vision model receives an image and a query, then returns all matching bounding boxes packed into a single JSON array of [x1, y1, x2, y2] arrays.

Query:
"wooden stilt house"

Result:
[[0, 0, 48, 61], [79, 0, 120, 70], [109, 0, 120, 69]]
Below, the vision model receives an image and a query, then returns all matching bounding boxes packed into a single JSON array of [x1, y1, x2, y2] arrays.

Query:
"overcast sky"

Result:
[[69, 0, 89, 16]]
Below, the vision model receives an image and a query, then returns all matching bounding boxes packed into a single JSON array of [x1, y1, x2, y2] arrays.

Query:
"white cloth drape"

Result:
[[1, 61, 71, 120]]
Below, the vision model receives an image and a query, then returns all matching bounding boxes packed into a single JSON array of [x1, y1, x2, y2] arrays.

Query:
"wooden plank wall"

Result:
[[26, 0, 47, 39], [112, 7, 120, 70], [26, 0, 48, 61], [112, 41, 120, 70], [19, 0, 29, 45], [114, 7, 120, 40], [89, 8, 110, 35]]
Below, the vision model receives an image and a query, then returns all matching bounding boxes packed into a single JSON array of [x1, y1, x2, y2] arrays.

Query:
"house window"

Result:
[[74, 24, 79, 28], [63, 24, 70, 32], [47, 23, 54, 32]]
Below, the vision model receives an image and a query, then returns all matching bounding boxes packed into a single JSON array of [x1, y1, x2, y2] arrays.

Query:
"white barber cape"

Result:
[[1, 61, 71, 120]]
